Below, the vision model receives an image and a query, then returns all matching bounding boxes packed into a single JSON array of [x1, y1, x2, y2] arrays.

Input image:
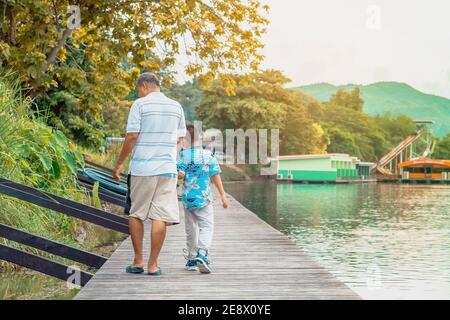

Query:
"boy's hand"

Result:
[[221, 195, 229, 209]]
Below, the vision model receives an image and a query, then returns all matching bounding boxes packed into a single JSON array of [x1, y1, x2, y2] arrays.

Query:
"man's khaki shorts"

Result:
[[128, 175, 180, 225]]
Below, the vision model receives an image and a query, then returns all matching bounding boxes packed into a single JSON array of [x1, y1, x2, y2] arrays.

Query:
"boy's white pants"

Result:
[[184, 203, 214, 259]]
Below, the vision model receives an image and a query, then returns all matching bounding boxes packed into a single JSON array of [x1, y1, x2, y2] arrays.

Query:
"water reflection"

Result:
[[225, 181, 450, 299]]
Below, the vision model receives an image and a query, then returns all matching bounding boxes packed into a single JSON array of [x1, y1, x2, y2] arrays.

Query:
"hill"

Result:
[[294, 82, 450, 136]]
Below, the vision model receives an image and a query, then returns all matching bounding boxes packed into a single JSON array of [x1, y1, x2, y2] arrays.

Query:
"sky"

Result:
[[259, 0, 450, 98]]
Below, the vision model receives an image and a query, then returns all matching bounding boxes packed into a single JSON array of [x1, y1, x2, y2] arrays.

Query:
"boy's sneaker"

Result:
[[185, 259, 198, 271], [195, 251, 212, 274]]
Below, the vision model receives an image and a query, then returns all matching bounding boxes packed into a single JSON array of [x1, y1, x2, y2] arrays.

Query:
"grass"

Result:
[[82, 142, 130, 173], [0, 73, 125, 299]]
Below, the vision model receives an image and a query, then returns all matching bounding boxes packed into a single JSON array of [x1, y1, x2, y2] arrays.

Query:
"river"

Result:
[[224, 181, 450, 299]]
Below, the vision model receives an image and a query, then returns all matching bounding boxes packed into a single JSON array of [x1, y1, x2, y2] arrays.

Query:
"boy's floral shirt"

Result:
[[177, 147, 221, 209]]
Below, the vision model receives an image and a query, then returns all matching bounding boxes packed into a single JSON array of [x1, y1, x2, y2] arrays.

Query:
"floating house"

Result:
[[399, 159, 450, 182], [276, 153, 374, 183]]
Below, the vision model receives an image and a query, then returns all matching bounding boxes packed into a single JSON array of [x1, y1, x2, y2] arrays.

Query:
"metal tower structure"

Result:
[[372, 120, 435, 176]]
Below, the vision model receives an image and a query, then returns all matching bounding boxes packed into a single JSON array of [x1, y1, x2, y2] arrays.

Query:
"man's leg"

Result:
[[129, 217, 145, 267], [147, 176, 180, 273], [148, 219, 167, 273], [128, 175, 155, 270]]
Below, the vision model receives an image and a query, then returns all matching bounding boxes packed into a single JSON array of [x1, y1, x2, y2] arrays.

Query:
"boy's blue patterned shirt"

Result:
[[177, 146, 221, 209]]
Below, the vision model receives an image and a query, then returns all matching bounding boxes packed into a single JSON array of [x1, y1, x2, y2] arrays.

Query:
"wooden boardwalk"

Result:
[[75, 194, 360, 300]]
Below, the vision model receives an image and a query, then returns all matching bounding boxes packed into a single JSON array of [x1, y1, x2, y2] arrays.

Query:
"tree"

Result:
[[280, 105, 328, 155], [319, 88, 389, 161], [328, 87, 364, 112], [320, 104, 387, 161], [163, 80, 203, 123], [373, 112, 416, 148], [433, 133, 450, 159], [197, 70, 328, 155], [197, 70, 288, 130], [0, 0, 269, 147]]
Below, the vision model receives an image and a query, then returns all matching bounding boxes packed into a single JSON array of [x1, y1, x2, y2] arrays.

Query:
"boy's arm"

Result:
[[176, 151, 186, 181], [211, 174, 229, 208]]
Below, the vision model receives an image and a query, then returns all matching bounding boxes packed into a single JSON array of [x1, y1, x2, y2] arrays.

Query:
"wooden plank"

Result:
[[0, 244, 92, 286], [0, 223, 107, 268], [76, 192, 360, 300], [0, 179, 129, 234], [0, 177, 128, 225]]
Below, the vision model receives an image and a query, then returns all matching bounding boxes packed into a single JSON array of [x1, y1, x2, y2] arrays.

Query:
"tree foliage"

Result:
[[319, 91, 416, 161], [433, 133, 450, 159], [0, 0, 268, 147], [197, 70, 328, 155], [164, 80, 203, 123], [328, 87, 364, 112], [373, 112, 417, 148], [195, 70, 419, 162]]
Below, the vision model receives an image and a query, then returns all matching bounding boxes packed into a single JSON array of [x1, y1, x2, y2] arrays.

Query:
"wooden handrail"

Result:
[[0, 223, 107, 269], [0, 178, 129, 234], [0, 244, 93, 286]]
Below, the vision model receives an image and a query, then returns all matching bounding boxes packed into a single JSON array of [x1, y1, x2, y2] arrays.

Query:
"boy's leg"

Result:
[[195, 203, 214, 255], [184, 207, 199, 259]]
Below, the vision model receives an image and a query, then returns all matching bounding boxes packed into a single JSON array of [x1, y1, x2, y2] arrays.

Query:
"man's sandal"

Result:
[[125, 265, 144, 274], [147, 267, 162, 276]]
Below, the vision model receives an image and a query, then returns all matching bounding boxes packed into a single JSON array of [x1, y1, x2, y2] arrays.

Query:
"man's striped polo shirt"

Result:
[[126, 91, 186, 176]]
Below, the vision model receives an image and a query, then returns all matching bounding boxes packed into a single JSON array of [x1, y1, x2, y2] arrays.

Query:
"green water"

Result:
[[225, 181, 450, 299]]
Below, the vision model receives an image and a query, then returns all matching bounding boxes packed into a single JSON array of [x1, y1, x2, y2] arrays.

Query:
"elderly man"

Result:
[[113, 72, 186, 275]]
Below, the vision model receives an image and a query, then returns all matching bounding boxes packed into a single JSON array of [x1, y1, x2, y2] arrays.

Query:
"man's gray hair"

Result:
[[136, 72, 160, 88]]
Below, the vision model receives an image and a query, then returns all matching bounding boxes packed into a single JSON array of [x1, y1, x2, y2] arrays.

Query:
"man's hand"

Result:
[[113, 163, 123, 182], [112, 132, 139, 182], [221, 194, 229, 209]]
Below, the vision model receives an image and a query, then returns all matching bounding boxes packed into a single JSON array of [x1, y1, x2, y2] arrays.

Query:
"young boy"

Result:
[[177, 125, 229, 273]]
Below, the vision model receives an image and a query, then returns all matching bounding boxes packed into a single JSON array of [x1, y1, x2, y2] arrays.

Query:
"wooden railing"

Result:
[[0, 163, 128, 287]]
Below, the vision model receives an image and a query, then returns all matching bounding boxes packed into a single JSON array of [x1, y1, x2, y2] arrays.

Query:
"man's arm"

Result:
[[112, 132, 139, 181]]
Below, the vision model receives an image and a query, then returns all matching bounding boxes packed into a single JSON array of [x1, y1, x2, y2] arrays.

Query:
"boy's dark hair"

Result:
[[186, 124, 196, 144]]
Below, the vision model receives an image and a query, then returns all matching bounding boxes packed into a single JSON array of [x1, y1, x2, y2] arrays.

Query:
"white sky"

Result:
[[260, 0, 450, 98]]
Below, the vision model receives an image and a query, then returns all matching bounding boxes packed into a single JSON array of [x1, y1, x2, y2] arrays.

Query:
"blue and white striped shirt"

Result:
[[126, 92, 186, 176]]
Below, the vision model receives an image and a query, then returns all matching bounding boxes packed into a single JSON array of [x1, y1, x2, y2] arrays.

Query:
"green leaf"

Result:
[[63, 151, 78, 174], [54, 130, 69, 148], [19, 159, 31, 169], [92, 181, 102, 209], [51, 160, 61, 179], [72, 148, 84, 166], [16, 142, 32, 158], [36, 153, 53, 172]]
